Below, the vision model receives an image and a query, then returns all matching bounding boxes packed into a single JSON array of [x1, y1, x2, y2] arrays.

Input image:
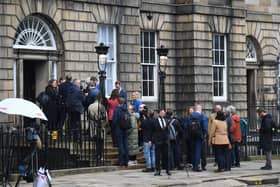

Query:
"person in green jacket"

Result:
[[127, 105, 140, 165]]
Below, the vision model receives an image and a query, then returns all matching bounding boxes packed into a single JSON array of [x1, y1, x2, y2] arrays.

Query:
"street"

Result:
[[14, 159, 280, 187]]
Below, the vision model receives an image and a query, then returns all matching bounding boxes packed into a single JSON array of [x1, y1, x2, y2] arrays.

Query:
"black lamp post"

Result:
[[95, 43, 109, 98], [157, 45, 168, 110]]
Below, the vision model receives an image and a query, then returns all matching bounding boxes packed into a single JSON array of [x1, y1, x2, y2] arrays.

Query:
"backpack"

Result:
[[36, 91, 49, 107], [189, 115, 202, 138], [25, 127, 38, 143], [118, 109, 132, 130], [240, 118, 247, 137]]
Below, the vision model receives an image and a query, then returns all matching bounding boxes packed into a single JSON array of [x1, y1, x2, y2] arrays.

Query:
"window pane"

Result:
[[219, 82, 224, 96], [108, 26, 114, 43], [214, 51, 219, 65], [141, 49, 144, 63], [150, 48, 155, 64], [220, 51, 224, 65], [108, 43, 114, 61], [220, 35, 224, 50], [144, 48, 149, 63], [149, 81, 154, 96], [150, 32, 155, 47], [213, 67, 218, 81], [149, 66, 154, 80], [143, 81, 148, 96], [219, 68, 223, 81], [142, 65, 148, 80], [144, 32, 149, 47], [214, 82, 218, 96], [214, 35, 219, 49]]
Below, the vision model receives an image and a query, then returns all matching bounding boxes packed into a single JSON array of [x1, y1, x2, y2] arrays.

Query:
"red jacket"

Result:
[[107, 98, 119, 121], [230, 114, 242, 142]]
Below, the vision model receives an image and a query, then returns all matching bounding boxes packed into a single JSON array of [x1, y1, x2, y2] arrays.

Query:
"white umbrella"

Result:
[[0, 98, 48, 121]]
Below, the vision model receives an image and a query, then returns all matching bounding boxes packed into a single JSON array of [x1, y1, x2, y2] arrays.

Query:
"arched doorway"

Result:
[[13, 14, 63, 102], [246, 36, 261, 129]]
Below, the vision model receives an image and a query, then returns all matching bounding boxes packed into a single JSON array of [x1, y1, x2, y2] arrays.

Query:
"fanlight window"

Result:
[[13, 16, 56, 50], [246, 38, 257, 63]]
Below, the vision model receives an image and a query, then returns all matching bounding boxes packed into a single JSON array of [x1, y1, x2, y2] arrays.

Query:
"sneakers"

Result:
[[260, 166, 272, 170], [128, 160, 137, 166]]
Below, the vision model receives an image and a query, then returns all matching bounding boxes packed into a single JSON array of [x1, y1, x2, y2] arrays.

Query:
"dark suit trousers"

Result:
[[155, 142, 169, 172]]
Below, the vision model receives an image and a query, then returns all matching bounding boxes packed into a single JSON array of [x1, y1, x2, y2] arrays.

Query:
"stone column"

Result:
[[18, 59, 24, 98]]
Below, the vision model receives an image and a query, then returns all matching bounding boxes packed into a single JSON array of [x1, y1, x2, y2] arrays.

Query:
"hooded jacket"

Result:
[[230, 114, 242, 142]]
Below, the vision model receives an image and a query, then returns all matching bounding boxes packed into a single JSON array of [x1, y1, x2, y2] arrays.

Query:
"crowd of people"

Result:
[[39, 75, 274, 177]]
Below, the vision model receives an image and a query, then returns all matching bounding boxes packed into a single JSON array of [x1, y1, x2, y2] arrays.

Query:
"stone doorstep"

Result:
[[236, 175, 279, 186]]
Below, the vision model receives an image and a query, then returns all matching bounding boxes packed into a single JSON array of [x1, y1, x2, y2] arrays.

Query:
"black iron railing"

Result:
[[0, 110, 107, 185]]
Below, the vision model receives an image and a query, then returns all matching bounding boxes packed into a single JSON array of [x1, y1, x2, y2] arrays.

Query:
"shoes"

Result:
[[214, 169, 225, 172], [202, 167, 207, 171], [166, 171, 171, 176], [192, 168, 202, 172], [260, 166, 272, 170], [142, 168, 153, 172], [128, 160, 137, 166], [154, 171, 161, 176], [235, 164, 240, 168]]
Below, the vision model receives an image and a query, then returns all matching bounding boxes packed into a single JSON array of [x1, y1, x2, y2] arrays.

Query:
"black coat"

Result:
[[153, 117, 169, 145], [141, 117, 155, 143], [259, 114, 273, 151], [44, 86, 59, 130]]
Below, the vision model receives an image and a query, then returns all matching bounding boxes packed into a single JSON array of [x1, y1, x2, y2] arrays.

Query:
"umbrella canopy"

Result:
[[0, 98, 48, 121]]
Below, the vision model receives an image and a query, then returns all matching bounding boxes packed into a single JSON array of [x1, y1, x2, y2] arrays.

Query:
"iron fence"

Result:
[[0, 110, 107, 185]]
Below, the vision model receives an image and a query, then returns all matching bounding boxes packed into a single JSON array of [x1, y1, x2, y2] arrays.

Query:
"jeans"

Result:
[[191, 139, 202, 170], [201, 140, 207, 169], [231, 142, 240, 166], [116, 129, 128, 166], [143, 142, 155, 169]]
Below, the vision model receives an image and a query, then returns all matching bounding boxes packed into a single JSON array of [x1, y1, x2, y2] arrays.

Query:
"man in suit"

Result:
[[115, 81, 127, 107], [153, 109, 171, 176]]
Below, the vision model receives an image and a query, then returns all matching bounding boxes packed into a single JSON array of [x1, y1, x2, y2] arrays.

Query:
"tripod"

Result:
[[15, 141, 38, 187]]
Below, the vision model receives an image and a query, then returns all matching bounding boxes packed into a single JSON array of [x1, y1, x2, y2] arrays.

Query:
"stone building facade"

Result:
[[0, 0, 280, 123]]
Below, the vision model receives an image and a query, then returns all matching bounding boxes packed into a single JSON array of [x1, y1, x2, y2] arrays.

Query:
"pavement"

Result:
[[12, 159, 280, 187]]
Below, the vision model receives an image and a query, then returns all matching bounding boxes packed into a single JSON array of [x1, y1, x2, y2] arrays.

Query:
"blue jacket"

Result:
[[119, 89, 127, 104], [132, 99, 142, 113], [184, 112, 208, 141], [85, 87, 100, 107], [59, 81, 73, 102], [66, 85, 84, 113], [112, 104, 128, 131]]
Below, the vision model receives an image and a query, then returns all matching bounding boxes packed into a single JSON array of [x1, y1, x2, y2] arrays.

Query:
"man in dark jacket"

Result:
[[58, 75, 73, 131], [153, 109, 171, 176], [112, 97, 129, 167], [257, 108, 273, 170], [66, 79, 84, 142], [184, 105, 208, 172]]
